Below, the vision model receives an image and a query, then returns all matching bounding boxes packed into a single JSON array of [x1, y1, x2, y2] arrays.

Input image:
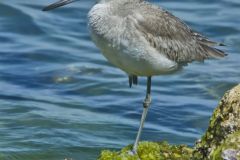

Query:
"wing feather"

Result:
[[130, 2, 225, 63]]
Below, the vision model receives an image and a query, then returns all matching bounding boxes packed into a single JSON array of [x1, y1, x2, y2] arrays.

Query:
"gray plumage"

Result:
[[89, 0, 225, 66], [135, 2, 225, 62]]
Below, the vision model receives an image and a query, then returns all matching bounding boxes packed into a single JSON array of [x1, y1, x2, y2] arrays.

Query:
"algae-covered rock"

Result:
[[98, 141, 193, 160], [193, 84, 240, 160], [98, 84, 240, 160], [211, 131, 240, 160]]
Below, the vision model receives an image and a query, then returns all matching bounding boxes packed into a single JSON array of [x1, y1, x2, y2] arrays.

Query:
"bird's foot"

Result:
[[127, 150, 140, 160], [127, 150, 136, 155]]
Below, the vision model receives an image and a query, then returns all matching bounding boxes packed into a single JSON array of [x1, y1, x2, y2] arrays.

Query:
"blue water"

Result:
[[0, 0, 239, 159]]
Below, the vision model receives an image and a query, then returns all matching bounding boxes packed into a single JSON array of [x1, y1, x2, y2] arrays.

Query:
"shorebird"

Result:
[[43, 0, 225, 154]]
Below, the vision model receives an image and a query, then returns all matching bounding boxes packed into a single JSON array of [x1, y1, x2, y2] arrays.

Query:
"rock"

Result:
[[98, 84, 240, 160], [192, 84, 240, 160], [211, 131, 240, 160]]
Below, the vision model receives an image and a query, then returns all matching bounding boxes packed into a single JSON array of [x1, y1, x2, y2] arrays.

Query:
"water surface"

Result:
[[0, 0, 240, 159]]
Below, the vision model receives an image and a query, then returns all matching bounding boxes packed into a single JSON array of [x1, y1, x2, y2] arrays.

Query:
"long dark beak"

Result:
[[42, 0, 75, 11]]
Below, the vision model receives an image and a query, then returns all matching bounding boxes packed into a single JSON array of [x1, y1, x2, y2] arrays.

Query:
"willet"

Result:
[[43, 0, 225, 154]]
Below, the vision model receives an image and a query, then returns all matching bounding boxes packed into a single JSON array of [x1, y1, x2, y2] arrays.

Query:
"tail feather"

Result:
[[202, 45, 226, 58], [193, 31, 225, 47], [199, 39, 225, 47]]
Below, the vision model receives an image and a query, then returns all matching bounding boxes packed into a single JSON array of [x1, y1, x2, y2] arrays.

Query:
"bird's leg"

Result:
[[132, 76, 152, 154], [129, 76, 133, 88], [133, 75, 138, 85], [129, 75, 138, 88]]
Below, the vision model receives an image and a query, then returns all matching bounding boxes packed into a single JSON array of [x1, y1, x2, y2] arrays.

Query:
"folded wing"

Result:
[[130, 2, 225, 63]]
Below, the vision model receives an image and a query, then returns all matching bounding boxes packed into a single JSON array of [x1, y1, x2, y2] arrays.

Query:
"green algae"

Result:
[[98, 141, 193, 160]]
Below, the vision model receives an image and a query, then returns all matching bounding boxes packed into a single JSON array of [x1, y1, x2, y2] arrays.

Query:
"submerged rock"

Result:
[[98, 84, 240, 160]]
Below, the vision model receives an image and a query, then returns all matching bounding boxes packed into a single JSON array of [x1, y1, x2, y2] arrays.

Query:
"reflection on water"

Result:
[[0, 0, 240, 159]]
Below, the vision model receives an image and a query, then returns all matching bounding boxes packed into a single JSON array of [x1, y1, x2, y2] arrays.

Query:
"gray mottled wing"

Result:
[[131, 2, 225, 63]]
